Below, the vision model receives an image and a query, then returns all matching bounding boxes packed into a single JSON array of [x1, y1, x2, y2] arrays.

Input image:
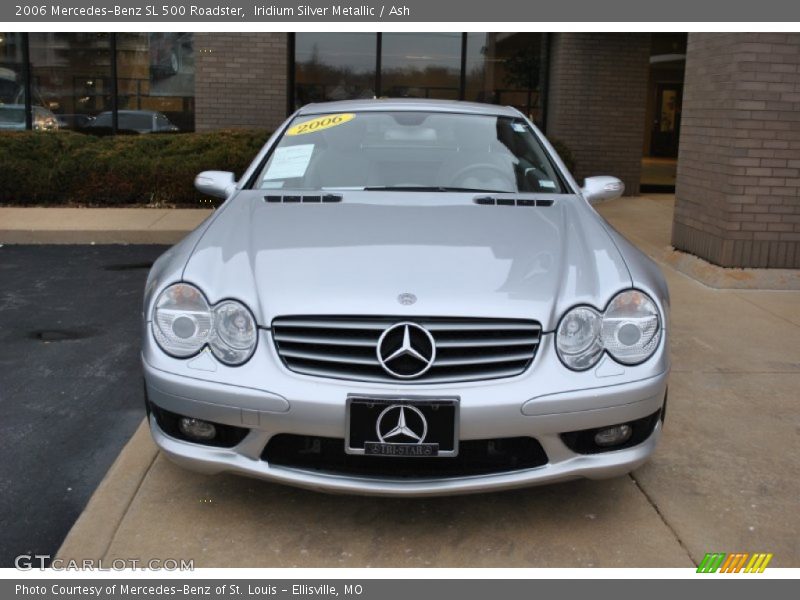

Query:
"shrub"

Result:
[[0, 129, 272, 207]]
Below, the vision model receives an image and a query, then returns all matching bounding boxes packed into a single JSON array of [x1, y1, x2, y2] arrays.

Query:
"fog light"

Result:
[[594, 424, 632, 447], [178, 417, 217, 441]]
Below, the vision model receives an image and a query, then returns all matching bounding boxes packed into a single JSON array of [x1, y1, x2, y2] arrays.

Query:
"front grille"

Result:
[[262, 435, 548, 478], [271, 316, 542, 384]]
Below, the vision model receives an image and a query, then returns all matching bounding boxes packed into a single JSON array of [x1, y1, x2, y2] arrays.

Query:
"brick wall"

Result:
[[546, 33, 650, 195], [194, 33, 288, 132], [673, 33, 800, 268]]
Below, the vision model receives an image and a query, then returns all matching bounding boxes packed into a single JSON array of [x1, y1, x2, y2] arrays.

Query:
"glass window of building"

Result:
[[465, 33, 544, 123], [28, 33, 112, 131], [295, 33, 377, 108], [0, 32, 30, 130], [115, 33, 195, 132], [380, 33, 462, 100]]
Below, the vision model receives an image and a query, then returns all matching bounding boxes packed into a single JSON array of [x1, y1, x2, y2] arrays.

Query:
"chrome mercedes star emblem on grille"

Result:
[[376, 404, 428, 444], [376, 322, 436, 378]]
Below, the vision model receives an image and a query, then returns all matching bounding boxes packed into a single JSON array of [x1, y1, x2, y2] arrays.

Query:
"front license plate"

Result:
[[346, 395, 459, 457]]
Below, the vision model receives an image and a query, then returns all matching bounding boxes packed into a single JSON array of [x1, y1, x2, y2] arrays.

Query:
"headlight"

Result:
[[153, 283, 212, 357], [556, 290, 661, 370], [209, 300, 257, 365], [152, 284, 257, 365], [556, 306, 603, 370], [601, 290, 661, 365]]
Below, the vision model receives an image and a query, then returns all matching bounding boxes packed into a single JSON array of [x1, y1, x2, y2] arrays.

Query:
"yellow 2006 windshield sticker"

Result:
[[286, 113, 355, 136]]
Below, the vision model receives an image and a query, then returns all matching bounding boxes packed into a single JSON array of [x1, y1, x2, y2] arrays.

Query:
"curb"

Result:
[[56, 420, 158, 562], [662, 249, 800, 291], [0, 230, 193, 245], [0, 207, 213, 245]]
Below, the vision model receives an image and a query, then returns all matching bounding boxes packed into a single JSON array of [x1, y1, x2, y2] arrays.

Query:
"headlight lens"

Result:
[[601, 290, 661, 365], [209, 300, 257, 365], [556, 290, 661, 370], [556, 306, 603, 370], [152, 284, 257, 365], [152, 283, 212, 357]]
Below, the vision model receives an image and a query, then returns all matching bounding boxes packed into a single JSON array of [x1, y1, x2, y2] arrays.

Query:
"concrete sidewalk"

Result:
[[0, 207, 213, 244], [55, 195, 800, 567]]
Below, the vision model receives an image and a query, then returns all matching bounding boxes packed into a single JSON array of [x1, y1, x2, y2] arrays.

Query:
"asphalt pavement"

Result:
[[0, 245, 167, 567]]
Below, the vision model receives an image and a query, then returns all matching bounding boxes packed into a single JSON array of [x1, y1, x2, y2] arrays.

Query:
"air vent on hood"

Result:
[[264, 194, 342, 204], [474, 196, 554, 207]]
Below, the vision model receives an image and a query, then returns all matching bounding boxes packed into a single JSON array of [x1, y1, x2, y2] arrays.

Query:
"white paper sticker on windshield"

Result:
[[512, 123, 527, 132], [539, 180, 557, 189], [264, 144, 314, 180]]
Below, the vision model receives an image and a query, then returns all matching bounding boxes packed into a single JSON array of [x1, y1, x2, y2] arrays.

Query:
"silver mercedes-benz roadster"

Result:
[[142, 99, 669, 496]]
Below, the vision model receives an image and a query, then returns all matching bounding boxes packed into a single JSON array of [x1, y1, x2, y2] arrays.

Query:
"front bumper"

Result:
[[142, 329, 668, 497], [150, 412, 662, 496]]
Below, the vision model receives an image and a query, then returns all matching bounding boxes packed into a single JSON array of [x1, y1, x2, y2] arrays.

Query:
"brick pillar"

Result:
[[194, 33, 288, 132], [546, 33, 650, 195], [673, 33, 800, 268]]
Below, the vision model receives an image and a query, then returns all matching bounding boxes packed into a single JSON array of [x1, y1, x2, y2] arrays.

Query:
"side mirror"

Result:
[[582, 176, 625, 204], [194, 170, 236, 199]]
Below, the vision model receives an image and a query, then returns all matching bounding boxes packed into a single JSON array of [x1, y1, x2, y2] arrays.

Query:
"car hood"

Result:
[[182, 191, 632, 331]]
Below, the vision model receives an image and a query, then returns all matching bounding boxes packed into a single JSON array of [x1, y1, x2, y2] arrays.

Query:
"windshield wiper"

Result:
[[362, 186, 510, 193]]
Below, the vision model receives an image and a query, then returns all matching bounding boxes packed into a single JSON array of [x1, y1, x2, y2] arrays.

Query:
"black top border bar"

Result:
[[4, 0, 800, 22]]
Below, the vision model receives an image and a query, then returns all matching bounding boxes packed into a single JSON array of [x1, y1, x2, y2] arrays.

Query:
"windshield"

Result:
[[253, 111, 566, 193]]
